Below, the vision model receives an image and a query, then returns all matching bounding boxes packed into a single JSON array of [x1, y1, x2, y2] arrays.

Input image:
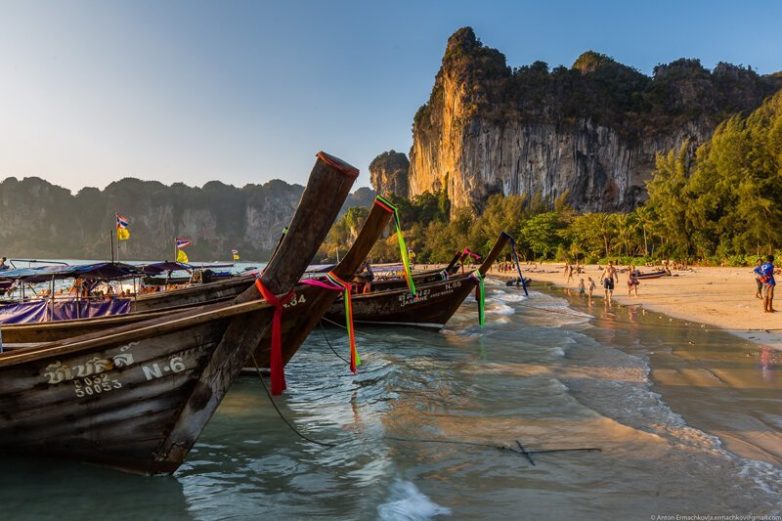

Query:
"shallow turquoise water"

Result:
[[1, 279, 781, 520]]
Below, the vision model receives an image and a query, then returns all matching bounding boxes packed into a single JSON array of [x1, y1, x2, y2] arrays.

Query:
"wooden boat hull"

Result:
[[131, 274, 255, 313], [635, 270, 670, 280], [324, 233, 511, 329], [328, 275, 478, 329], [0, 303, 270, 474], [0, 151, 359, 474], [252, 198, 394, 367]]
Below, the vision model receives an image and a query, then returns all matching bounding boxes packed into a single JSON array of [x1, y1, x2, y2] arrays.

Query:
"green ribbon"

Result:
[[376, 196, 416, 295], [471, 270, 485, 327]]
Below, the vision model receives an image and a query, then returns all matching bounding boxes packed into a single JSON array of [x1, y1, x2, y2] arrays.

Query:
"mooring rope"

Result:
[[383, 435, 601, 464], [318, 320, 350, 364], [251, 353, 335, 448]]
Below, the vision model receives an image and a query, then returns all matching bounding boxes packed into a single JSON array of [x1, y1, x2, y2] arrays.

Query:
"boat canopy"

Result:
[[0, 262, 143, 283]]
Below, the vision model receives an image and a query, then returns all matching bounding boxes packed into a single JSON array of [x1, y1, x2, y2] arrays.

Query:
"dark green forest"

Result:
[[328, 91, 782, 267]]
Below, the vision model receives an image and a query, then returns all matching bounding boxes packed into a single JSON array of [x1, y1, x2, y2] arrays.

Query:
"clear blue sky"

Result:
[[1, 0, 780, 192]]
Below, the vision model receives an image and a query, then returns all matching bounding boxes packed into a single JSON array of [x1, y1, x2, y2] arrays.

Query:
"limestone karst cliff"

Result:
[[369, 151, 409, 198], [397, 27, 782, 212], [0, 176, 376, 261]]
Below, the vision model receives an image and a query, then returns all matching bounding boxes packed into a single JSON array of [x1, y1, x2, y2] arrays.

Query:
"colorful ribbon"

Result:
[[255, 278, 295, 395], [324, 272, 360, 373], [463, 248, 482, 261], [300, 274, 361, 373], [470, 270, 486, 327], [376, 195, 416, 295]]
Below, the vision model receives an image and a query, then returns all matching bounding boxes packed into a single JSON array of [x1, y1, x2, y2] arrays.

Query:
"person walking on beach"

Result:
[[578, 277, 586, 296], [759, 255, 776, 312], [587, 276, 596, 300], [753, 258, 764, 299], [627, 266, 640, 297], [601, 261, 618, 303]]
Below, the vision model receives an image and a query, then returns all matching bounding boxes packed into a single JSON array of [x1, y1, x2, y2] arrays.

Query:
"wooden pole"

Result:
[[110, 229, 115, 263]]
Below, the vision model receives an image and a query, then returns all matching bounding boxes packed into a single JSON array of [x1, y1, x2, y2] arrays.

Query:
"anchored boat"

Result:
[[0, 151, 358, 474], [323, 232, 511, 329]]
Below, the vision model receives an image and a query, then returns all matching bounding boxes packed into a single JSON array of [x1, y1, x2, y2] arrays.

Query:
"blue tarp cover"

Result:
[[0, 262, 142, 283], [0, 298, 131, 324]]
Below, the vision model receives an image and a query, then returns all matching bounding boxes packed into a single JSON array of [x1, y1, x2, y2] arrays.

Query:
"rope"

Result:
[[318, 320, 350, 364], [251, 353, 335, 448], [383, 435, 600, 461]]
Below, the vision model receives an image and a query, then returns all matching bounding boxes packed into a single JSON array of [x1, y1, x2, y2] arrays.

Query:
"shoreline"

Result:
[[487, 263, 782, 351]]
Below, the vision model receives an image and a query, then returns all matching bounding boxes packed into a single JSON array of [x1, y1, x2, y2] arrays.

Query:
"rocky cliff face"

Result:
[[407, 27, 782, 212], [0, 176, 305, 261], [369, 150, 409, 198]]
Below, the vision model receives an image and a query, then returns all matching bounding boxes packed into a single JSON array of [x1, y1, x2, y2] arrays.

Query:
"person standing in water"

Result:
[[601, 261, 618, 303], [760, 255, 776, 312]]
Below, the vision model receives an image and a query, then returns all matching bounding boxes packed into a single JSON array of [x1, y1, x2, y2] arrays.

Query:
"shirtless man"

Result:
[[601, 261, 619, 303]]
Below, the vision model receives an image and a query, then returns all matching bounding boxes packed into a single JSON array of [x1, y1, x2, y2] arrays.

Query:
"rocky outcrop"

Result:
[[0, 176, 303, 261], [407, 27, 782, 212], [369, 151, 409, 198]]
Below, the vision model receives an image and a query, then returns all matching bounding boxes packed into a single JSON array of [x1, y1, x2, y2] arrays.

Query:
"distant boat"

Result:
[[323, 232, 511, 329], [0, 151, 358, 474], [0, 243, 470, 344], [635, 269, 671, 280]]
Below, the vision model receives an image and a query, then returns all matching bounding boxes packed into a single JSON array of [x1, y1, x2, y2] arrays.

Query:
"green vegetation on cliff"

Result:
[[415, 27, 781, 137], [343, 92, 782, 265]]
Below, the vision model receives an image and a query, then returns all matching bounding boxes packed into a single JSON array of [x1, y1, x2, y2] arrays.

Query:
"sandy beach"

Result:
[[489, 263, 782, 350]]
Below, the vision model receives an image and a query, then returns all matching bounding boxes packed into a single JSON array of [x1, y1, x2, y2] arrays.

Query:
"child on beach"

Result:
[[753, 258, 764, 299], [588, 277, 596, 299], [578, 277, 585, 296]]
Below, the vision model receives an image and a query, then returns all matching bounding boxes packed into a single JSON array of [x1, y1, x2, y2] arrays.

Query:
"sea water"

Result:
[[1, 279, 781, 520]]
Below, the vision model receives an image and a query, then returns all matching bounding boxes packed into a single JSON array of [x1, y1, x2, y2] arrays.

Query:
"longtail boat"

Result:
[[366, 249, 472, 293], [0, 151, 358, 474], [634, 269, 671, 280], [0, 239, 465, 346], [323, 232, 511, 329], [251, 197, 394, 374]]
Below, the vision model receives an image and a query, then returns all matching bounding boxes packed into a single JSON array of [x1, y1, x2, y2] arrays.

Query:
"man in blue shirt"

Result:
[[760, 255, 775, 312]]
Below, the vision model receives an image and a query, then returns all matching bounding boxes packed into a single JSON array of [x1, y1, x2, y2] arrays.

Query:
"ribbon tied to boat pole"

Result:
[[469, 270, 486, 327], [325, 272, 360, 373], [376, 195, 416, 296], [255, 278, 296, 395], [300, 272, 361, 374]]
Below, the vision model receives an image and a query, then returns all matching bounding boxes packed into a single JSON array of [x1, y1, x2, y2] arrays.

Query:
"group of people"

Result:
[[753, 255, 776, 312], [565, 260, 641, 304]]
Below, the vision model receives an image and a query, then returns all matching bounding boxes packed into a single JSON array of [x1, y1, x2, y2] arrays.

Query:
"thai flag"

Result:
[[176, 237, 192, 249], [115, 214, 129, 229]]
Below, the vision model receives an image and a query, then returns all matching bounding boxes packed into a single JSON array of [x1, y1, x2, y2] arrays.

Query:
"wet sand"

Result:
[[495, 269, 782, 467], [491, 263, 782, 350]]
